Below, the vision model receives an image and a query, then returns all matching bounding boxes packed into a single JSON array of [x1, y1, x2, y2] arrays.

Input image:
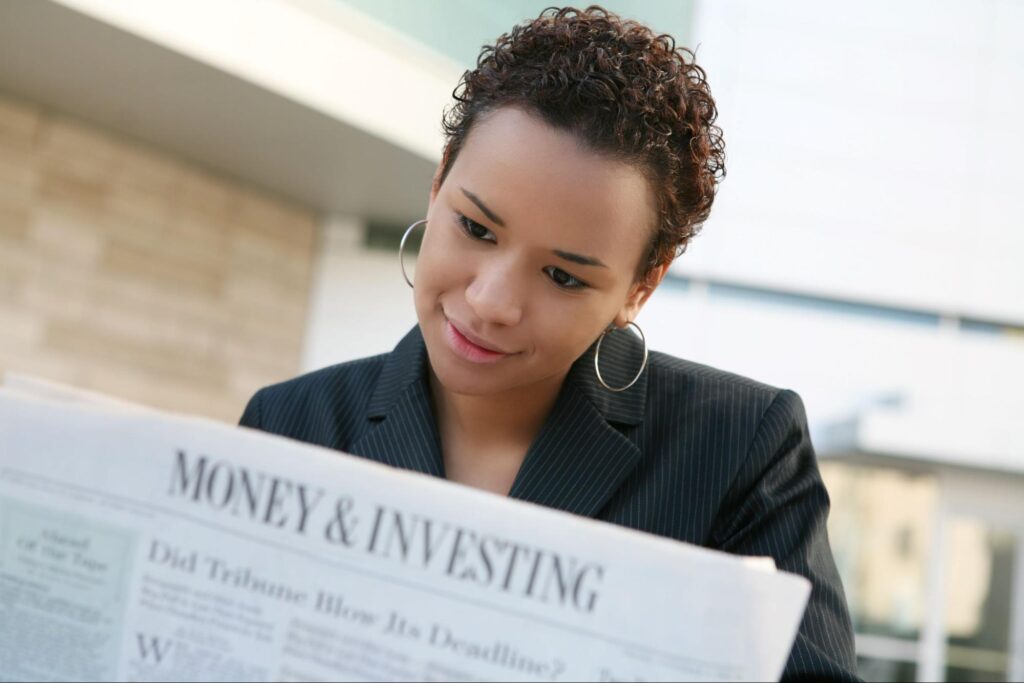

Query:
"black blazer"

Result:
[[240, 325, 859, 682]]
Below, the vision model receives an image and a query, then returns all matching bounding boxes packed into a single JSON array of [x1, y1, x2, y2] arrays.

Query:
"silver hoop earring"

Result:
[[399, 219, 427, 288], [594, 321, 648, 392]]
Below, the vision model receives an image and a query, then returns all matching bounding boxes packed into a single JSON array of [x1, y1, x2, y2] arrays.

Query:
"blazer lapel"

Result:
[[347, 327, 445, 477], [508, 326, 648, 517]]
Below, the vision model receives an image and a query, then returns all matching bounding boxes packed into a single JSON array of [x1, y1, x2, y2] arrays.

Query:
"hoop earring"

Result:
[[594, 321, 648, 392], [399, 219, 427, 288]]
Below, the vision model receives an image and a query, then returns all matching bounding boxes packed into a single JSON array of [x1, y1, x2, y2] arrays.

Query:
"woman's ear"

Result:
[[614, 262, 671, 326]]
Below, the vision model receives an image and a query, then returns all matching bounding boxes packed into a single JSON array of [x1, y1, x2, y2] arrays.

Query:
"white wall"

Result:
[[301, 216, 418, 372], [637, 283, 1024, 469], [681, 0, 1024, 324]]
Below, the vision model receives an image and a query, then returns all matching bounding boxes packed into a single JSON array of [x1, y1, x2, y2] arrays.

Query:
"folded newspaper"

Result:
[[0, 374, 810, 682]]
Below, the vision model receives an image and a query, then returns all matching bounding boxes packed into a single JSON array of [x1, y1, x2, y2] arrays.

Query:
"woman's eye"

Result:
[[543, 266, 587, 290], [457, 214, 496, 243], [455, 213, 585, 290]]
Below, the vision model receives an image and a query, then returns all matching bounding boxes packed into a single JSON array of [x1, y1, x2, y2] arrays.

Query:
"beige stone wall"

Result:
[[0, 93, 317, 422]]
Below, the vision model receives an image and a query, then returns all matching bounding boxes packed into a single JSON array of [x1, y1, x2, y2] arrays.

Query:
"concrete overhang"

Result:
[[0, 0, 462, 224], [818, 406, 1024, 478]]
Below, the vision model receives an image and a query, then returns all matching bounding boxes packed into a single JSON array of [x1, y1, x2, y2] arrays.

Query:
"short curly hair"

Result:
[[438, 5, 725, 282]]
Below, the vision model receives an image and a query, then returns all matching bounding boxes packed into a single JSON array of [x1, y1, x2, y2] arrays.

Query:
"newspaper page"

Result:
[[0, 372, 155, 413], [0, 384, 810, 682]]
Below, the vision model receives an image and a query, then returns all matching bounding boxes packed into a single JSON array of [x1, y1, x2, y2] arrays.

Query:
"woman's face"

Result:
[[415, 106, 665, 396]]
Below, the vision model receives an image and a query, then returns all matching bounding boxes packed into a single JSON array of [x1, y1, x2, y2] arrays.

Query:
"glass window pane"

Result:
[[820, 462, 937, 640], [856, 656, 916, 682], [943, 521, 1016, 682], [946, 664, 1007, 683]]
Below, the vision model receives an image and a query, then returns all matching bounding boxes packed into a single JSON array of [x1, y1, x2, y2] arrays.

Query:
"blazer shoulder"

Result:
[[647, 350, 783, 408], [642, 351, 811, 465], [239, 353, 387, 443]]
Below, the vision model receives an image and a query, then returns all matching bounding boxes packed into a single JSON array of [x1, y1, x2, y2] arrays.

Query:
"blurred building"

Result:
[[0, 1, 1021, 680]]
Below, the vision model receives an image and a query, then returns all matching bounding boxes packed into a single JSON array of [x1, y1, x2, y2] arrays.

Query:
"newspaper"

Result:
[[0, 377, 810, 682]]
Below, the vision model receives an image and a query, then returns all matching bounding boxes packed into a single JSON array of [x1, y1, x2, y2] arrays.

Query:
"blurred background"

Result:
[[0, 0, 1021, 679]]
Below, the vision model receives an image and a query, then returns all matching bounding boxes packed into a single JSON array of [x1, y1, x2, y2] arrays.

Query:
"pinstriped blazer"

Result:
[[240, 325, 859, 682]]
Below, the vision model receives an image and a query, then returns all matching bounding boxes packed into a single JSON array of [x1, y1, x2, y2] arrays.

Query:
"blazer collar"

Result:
[[563, 323, 648, 427], [353, 326, 445, 477], [365, 325, 431, 420], [352, 325, 648, 517]]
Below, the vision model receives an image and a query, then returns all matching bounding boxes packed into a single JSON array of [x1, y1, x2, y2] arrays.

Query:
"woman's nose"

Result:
[[465, 264, 524, 327]]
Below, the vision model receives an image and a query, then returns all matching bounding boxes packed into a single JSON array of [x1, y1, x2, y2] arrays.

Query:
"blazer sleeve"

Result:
[[238, 389, 264, 430], [711, 389, 860, 682]]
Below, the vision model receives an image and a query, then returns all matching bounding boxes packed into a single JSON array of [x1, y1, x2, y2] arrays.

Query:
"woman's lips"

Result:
[[444, 320, 510, 363]]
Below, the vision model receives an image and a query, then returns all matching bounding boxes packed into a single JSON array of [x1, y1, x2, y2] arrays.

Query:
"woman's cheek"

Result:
[[532, 297, 583, 337], [416, 230, 467, 297]]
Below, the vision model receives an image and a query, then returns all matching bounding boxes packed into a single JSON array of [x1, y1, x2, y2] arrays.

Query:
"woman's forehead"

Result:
[[448, 107, 656, 258]]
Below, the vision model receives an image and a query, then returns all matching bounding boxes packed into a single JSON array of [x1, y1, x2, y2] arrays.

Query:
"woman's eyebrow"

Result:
[[553, 249, 608, 268], [460, 186, 606, 267], [461, 187, 505, 226]]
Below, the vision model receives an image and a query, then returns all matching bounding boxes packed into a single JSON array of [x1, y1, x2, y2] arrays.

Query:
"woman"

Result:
[[241, 6, 858, 681]]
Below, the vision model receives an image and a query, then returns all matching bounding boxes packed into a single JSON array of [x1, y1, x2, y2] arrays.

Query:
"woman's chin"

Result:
[[428, 357, 513, 396]]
